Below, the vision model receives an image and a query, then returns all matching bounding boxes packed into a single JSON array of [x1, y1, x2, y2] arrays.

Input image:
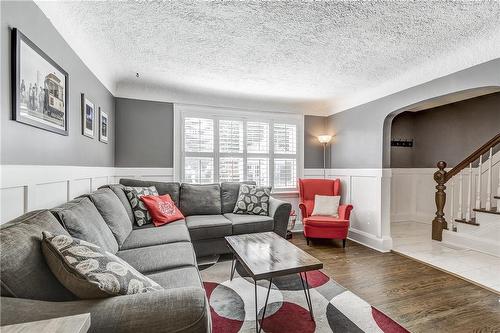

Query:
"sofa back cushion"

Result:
[[0, 210, 76, 301], [99, 184, 134, 224], [119, 179, 181, 206], [86, 188, 132, 247], [51, 197, 119, 254], [180, 183, 221, 216], [221, 181, 256, 214]]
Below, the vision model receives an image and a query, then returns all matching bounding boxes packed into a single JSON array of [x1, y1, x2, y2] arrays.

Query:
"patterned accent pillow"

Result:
[[41, 231, 162, 299], [123, 186, 159, 226], [233, 184, 272, 216]]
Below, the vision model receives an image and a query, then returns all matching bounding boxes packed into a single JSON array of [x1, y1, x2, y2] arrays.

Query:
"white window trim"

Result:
[[173, 103, 304, 191]]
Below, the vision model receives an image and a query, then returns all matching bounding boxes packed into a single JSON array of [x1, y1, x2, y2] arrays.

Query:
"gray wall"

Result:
[[326, 59, 500, 169], [391, 92, 500, 168], [114, 98, 174, 168], [304, 115, 331, 168], [1, 1, 115, 166]]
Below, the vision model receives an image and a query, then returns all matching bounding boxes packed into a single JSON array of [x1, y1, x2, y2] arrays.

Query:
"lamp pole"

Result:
[[323, 142, 327, 179], [318, 135, 332, 179]]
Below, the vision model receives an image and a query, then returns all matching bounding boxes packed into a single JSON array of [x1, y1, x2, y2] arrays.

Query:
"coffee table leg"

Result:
[[255, 278, 273, 333], [230, 254, 236, 281], [300, 272, 314, 321]]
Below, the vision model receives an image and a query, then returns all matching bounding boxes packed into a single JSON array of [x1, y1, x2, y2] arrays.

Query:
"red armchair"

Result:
[[298, 178, 353, 247]]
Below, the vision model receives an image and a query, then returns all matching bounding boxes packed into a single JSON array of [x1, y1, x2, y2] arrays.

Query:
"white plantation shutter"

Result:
[[184, 118, 213, 152], [184, 157, 214, 183], [247, 158, 269, 186], [274, 123, 296, 154], [219, 158, 244, 182], [219, 120, 243, 153], [247, 122, 269, 153], [274, 159, 297, 188], [181, 109, 299, 190]]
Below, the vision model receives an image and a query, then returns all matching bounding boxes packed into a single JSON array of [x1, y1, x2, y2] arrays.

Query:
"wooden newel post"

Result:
[[432, 161, 447, 241]]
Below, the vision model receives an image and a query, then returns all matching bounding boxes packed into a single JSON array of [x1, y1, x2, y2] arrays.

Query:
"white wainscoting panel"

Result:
[[304, 168, 392, 252], [1, 165, 114, 224], [1, 165, 392, 253]]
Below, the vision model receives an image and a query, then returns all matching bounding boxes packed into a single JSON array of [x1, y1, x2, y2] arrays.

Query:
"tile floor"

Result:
[[392, 221, 500, 293]]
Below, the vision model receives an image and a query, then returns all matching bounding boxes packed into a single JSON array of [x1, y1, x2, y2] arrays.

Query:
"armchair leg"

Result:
[[342, 239, 346, 248], [306, 237, 310, 246]]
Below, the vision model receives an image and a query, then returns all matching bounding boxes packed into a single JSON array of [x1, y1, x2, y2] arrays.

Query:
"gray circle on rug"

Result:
[[210, 283, 246, 321]]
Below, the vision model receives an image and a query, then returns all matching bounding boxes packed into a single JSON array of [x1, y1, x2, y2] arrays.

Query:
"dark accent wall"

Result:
[[326, 59, 500, 169], [390, 92, 500, 168], [1, 1, 115, 166], [114, 98, 174, 168], [304, 115, 331, 168]]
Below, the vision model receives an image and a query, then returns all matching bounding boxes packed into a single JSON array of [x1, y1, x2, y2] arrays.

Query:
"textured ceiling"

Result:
[[35, 1, 500, 115]]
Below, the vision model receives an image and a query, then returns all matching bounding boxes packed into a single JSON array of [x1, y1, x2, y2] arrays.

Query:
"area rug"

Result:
[[199, 256, 409, 333]]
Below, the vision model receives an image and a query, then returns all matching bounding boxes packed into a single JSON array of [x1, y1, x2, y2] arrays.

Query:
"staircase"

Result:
[[432, 133, 500, 257]]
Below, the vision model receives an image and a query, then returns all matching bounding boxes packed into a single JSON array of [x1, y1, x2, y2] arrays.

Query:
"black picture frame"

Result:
[[81, 93, 95, 138], [11, 28, 69, 136], [99, 107, 109, 144]]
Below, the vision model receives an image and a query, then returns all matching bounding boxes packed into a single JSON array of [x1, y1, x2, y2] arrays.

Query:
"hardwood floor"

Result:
[[290, 234, 500, 333]]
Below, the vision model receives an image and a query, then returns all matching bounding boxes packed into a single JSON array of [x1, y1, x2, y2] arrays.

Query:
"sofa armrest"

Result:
[[338, 204, 353, 220], [1, 287, 210, 333], [269, 197, 292, 238], [298, 203, 308, 220]]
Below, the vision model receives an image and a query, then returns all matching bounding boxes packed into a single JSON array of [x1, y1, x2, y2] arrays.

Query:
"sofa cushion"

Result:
[[221, 181, 256, 214], [42, 231, 163, 299], [51, 197, 118, 254], [224, 213, 274, 235], [87, 188, 132, 247], [233, 184, 271, 215], [120, 220, 190, 250], [180, 183, 221, 216], [99, 184, 135, 224], [120, 179, 181, 207], [123, 186, 159, 227], [117, 242, 197, 274], [185, 215, 232, 241], [0, 210, 76, 301], [147, 266, 202, 290]]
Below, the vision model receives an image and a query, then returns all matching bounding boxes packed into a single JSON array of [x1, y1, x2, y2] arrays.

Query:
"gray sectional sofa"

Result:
[[0, 180, 291, 332]]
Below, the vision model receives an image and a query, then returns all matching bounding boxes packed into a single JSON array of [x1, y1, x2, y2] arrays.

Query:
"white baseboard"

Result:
[[348, 227, 393, 253]]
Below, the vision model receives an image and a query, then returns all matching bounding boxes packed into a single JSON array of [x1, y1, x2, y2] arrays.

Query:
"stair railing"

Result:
[[432, 132, 500, 241]]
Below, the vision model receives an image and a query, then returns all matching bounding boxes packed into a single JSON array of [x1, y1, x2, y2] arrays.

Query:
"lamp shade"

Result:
[[318, 135, 332, 144]]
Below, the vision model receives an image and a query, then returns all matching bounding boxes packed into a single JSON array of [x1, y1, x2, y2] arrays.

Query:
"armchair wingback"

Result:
[[298, 178, 353, 247]]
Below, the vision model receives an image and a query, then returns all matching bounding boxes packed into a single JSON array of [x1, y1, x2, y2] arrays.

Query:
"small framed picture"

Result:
[[12, 28, 69, 135], [81, 93, 95, 138], [99, 107, 109, 143]]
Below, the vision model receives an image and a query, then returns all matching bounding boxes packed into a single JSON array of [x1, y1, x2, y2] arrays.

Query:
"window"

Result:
[[178, 107, 301, 190]]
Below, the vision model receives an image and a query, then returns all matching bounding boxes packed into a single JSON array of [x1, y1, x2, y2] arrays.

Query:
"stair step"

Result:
[[473, 207, 500, 215], [454, 217, 480, 226]]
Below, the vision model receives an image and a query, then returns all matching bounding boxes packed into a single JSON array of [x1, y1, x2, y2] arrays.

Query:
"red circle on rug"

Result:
[[302, 270, 330, 288], [261, 302, 316, 333]]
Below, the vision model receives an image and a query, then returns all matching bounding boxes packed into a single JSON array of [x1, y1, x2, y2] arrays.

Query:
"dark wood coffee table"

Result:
[[225, 232, 323, 333]]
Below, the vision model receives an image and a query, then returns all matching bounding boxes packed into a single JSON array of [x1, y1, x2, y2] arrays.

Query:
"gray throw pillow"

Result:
[[233, 184, 271, 216], [42, 231, 162, 299], [123, 186, 159, 227]]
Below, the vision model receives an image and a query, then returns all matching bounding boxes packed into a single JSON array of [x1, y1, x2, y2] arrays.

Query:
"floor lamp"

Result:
[[318, 135, 332, 179]]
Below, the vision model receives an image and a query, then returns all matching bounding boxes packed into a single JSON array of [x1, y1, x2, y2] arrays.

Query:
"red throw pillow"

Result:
[[140, 194, 184, 227]]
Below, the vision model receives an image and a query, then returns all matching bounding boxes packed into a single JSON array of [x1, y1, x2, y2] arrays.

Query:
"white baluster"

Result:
[[486, 148, 492, 211], [465, 163, 472, 221], [450, 178, 455, 220], [475, 155, 482, 209], [457, 171, 463, 220], [497, 161, 500, 212]]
